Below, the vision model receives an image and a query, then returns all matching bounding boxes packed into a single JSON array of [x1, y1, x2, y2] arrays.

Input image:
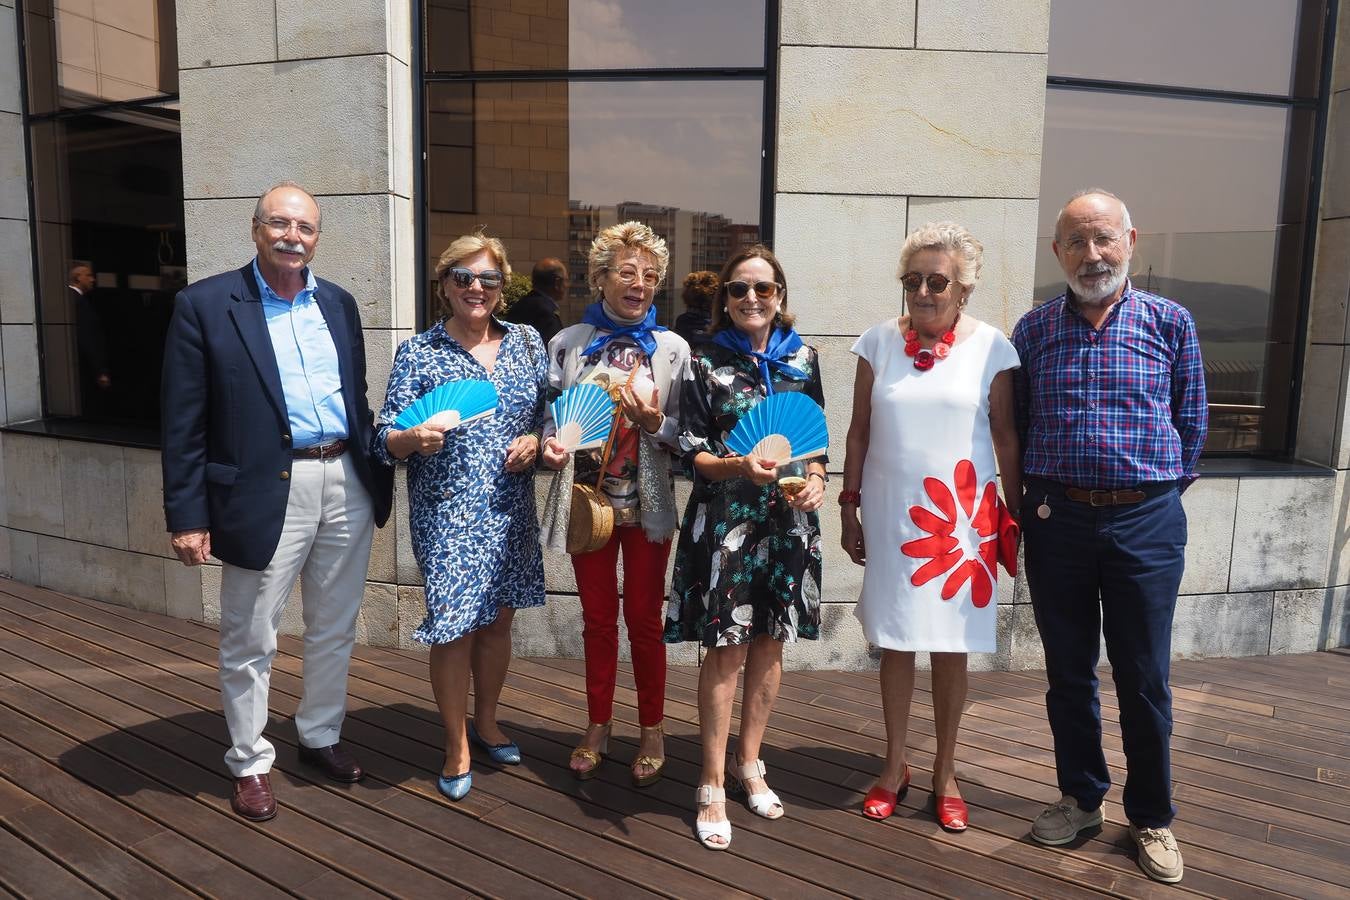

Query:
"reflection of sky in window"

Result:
[[569, 80, 764, 224], [1048, 0, 1300, 96], [568, 0, 766, 69]]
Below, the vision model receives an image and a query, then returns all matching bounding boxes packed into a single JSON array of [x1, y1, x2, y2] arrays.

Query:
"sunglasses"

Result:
[[725, 280, 782, 300], [900, 272, 951, 294], [447, 267, 504, 290]]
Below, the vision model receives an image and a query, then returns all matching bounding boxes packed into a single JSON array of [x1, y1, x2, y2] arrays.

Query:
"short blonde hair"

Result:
[[587, 221, 670, 292], [434, 231, 511, 318], [898, 221, 983, 296]]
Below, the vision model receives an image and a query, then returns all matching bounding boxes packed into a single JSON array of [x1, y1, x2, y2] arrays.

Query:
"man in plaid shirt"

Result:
[[1012, 189, 1206, 884]]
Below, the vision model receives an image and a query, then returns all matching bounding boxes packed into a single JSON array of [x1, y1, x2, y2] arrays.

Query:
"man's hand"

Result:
[[171, 528, 211, 567]]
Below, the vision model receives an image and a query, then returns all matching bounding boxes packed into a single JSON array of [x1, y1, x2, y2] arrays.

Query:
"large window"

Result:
[[18, 0, 185, 435], [420, 0, 773, 326], [1035, 0, 1332, 456]]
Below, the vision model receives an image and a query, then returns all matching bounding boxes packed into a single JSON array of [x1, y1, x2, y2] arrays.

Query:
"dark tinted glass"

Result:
[[426, 0, 766, 73], [1047, 0, 1304, 96], [425, 79, 764, 323], [24, 0, 179, 114], [29, 109, 186, 424], [1034, 90, 1302, 453]]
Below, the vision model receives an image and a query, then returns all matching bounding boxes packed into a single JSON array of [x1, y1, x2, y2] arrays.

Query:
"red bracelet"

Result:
[[838, 489, 861, 506]]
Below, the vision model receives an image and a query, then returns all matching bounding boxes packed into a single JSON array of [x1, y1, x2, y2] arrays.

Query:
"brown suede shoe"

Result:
[[232, 774, 277, 821], [298, 742, 364, 783]]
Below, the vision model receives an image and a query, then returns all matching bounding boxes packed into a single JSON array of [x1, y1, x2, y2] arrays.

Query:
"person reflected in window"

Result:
[[374, 232, 548, 803], [664, 246, 825, 850], [503, 257, 566, 347], [539, 221, 691, 789], [674, 270, 718, 346], [71, 263, 112, 413], [842, 222, 1021, 834], [1015, 189, 1206, 885]]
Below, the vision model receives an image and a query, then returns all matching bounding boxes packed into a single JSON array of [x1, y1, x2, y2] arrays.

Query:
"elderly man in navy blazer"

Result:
[[162, 181, 392, 822]]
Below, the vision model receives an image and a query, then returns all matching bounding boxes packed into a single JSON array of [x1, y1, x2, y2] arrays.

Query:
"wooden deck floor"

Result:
[[0, 578, 1347, 899]]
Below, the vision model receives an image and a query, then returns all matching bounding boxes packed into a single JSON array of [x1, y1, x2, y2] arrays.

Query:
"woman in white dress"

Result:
[[840, 222, 1021, 832]]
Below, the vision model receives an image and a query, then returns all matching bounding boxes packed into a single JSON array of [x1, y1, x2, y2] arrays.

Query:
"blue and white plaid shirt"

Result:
[[1012, 281, 1207, 490]]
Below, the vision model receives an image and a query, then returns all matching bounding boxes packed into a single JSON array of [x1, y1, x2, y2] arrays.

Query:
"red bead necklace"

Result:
[[903, 313, 960, 371]]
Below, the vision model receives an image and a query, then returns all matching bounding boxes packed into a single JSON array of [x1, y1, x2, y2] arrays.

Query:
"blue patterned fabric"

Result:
[[375, 319, 548, 644], [1012, 282, 1207, 489]]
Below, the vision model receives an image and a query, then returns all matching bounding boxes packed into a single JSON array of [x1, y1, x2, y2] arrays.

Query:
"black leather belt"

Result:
[[292, 439, 346, 460]]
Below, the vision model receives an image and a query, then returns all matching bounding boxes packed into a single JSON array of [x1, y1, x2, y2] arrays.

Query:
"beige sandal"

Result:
[[695, 785, 732, 850], [569, 722, 610, 781], [632, 723, 665, 787]]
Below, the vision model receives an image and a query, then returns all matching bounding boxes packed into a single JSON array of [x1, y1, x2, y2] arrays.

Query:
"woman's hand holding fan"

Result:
[[551, 384, 618, 453], [738, 454, 779, 485]]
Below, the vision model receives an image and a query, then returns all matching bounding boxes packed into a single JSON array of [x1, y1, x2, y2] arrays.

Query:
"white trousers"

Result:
[[218, 452, 375, 777]]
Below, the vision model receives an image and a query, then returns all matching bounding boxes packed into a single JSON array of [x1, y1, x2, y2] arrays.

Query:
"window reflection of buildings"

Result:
[[566, 201, 759, 324]]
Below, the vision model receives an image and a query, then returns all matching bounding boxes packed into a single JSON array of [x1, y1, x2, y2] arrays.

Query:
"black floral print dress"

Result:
[[663, 340, 824, 647]]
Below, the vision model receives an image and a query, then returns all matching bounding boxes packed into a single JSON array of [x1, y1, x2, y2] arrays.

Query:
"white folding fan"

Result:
[[724, 392, 828, 464], [393, 379, 498, 430], [550, 382, 617, 452]]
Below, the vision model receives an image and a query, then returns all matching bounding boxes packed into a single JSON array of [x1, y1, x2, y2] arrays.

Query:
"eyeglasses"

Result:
[[725, 280, 782, 300], [255, 217, 319, 238], [609, 266, 661, 288], [446, 267, 504, 290], [1060, 232, 1124, 254], [900, 272, 951, 294]]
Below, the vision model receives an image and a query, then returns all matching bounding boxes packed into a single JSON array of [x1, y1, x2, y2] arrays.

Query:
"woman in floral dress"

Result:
[[664, 245, 825, 850], [375, 232, 547, 802]]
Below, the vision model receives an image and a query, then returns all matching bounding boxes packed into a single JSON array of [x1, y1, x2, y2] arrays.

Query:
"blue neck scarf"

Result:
[[580, 300, 666, 359], [713, 326, 806, 395]]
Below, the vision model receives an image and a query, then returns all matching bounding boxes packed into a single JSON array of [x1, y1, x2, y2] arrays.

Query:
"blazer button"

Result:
[[282, 432, 291, 442], [280, 471, 290, 480]]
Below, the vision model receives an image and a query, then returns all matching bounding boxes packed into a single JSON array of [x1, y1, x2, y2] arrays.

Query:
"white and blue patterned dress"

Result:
[[374, 319, 548, 644]]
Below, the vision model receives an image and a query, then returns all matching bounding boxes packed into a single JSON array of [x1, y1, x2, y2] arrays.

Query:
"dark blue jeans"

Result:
[[1021, 477, 1186, 828]]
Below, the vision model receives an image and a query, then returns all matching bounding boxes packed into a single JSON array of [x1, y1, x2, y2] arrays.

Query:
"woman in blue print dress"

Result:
[[374, 232, 547, 802]]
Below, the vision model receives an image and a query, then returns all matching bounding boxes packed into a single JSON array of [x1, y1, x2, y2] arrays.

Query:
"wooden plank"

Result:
[[0, 823, 105, 900]]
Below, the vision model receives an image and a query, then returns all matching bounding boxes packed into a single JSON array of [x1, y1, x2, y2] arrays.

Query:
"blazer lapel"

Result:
[[228, 266, 288, 422]]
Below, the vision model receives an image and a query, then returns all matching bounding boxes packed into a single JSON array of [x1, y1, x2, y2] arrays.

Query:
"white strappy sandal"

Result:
[[695, 785, 732, 850], [730, 758, 784, 819]]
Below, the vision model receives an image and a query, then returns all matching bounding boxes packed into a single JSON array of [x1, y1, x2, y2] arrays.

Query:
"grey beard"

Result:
[[1069, 265, 1126, 304]]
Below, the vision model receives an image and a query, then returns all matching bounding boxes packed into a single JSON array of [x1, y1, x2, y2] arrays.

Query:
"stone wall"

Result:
[[0, 0, 1346, 668]]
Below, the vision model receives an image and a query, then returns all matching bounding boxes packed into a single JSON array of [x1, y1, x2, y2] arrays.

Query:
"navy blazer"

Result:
[[161, 263, 393, 570]]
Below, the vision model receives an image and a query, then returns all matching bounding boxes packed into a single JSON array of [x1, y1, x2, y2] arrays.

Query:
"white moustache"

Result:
[[272, 239, 305, 254]]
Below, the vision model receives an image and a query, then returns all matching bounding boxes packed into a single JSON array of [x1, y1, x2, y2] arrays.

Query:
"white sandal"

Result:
[[730, 758, 784, 820], [695, 785, 732, 850]]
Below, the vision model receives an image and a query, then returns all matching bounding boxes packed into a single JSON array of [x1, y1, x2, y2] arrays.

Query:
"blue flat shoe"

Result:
[[468, 720, 521, 766], [437, 771, 472, 801]]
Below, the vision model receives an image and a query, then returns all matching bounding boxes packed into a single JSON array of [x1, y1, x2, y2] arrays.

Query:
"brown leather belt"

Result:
[[292, 439, 346, 460], [1064, 487, 1146, 507]]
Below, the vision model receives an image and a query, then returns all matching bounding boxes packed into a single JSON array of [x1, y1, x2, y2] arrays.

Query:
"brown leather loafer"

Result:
[[298, 742, 364, 783], [232, 773, 276, 821]]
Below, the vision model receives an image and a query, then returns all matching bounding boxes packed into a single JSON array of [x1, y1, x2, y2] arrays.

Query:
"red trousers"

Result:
[[571, 525, 671, 727]]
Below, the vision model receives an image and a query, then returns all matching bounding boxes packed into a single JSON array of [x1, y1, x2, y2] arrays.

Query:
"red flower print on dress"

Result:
[[900, 459, 1001, 608]]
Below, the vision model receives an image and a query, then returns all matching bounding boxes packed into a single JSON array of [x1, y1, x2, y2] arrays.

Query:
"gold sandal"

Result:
[[570, 722, 610, 781], [632, 723, 665, 787]]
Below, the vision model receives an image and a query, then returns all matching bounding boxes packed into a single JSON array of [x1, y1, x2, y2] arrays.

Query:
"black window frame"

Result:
[[411, 0, 780, 332], [1041, 0, 1340, 461], [8, 0, 184, 450]]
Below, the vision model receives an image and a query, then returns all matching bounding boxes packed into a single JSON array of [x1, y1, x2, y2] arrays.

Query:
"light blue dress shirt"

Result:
[[253, 258, 348, 448]]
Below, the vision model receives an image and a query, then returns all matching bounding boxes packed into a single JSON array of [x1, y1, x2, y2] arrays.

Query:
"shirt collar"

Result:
[[252, 257, 318, 306]]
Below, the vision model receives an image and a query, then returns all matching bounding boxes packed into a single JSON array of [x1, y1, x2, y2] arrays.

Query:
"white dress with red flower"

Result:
[[851, 318, 1020, 653]]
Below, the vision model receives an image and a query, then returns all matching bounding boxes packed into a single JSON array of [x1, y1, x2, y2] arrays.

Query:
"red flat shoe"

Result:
[[935, 795, 969, 832], [861, 765, 910, 820]]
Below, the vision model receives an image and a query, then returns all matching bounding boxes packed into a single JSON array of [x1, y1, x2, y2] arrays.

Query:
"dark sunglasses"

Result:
[[900, 272, 951, 294], [447, 267, 504, 290], [725, 280, 782, 300]]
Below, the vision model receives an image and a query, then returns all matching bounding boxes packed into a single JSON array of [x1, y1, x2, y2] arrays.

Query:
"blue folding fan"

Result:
[[551, 382, 617, 452], [393, 379, 498, 430], [724, 392, 828, 464]]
